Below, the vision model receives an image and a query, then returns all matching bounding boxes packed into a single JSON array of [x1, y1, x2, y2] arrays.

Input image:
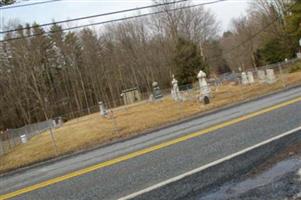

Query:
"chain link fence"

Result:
[[0, 119, 62, 156]]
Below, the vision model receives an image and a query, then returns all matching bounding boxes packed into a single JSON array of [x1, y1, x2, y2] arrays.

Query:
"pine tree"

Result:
[[0, 0, 16, 6], [259, 0, 301, 64], [173, 37, 207, 85], [286, 0, 301, 51]]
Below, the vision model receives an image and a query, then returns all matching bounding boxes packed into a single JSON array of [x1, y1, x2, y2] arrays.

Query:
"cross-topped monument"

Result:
[[197, 70, 211, 104], [171, 75, 182, 101]]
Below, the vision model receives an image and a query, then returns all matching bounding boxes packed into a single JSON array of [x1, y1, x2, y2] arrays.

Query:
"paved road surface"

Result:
[[1, 86, 301, 200]]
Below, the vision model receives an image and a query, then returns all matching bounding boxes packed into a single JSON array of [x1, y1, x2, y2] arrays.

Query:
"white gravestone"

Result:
[[171, 75, 182, 101], [99, 101, 107, 117], [20, 135, 27, 144], [266, 69, 276, 84], [197, 70, 211, 101], [241, 72, 249, 85], [257, 70, 266, 83], [52, 120, 57, 127], [149, 94, 154, 102], [171, 89, 176, 100], [247, 71, 255, 84]]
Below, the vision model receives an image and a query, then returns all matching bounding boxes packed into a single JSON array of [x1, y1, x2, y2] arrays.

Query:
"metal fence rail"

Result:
[[0, 119, 57, 156]]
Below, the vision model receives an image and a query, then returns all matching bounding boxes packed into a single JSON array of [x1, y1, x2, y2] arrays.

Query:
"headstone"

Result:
[[149, 94, 154, 102], [266, 69, 276, 84], [20, 134, 27, 144], [198, 70, 208, 87], [171, 75, 182, 101], [171, 89, 176, 100], [297, 52, 301, 59], [58, 117, 63, 127], [247, 71, 255, 84], [53, 117, 64, 128], [257, 70, 266, 83], [99, 101, 108, 117], [197, 70, 211, 103], [152, 82, 163, 100], [241, 72, 249, 85], [53, 119, 57, 127]]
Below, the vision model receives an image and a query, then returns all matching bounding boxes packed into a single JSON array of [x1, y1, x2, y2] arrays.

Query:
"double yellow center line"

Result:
[[1, 96, 301, 200]]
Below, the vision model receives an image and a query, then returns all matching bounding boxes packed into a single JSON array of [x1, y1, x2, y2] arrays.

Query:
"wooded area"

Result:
[[0, 0, 300, 129]]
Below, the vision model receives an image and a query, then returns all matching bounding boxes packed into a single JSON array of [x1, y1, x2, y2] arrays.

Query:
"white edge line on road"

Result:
[[118, 126, 301, 200]]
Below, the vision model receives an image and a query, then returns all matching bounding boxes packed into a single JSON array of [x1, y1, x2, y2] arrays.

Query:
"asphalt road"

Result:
[[196, 139, 301, 200], [1, 86, 301, 200]]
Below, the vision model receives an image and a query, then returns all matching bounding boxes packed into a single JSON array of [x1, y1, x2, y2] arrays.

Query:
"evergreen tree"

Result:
[[259, 1, 301, 64], [286, 0, 301, 51], [0, 0, 15, 6], [259, 38, 291, 63], [173, 37, 207, 85]]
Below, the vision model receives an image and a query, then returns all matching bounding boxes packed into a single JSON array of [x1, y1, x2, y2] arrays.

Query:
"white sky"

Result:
[[1, 0, 251, 33]]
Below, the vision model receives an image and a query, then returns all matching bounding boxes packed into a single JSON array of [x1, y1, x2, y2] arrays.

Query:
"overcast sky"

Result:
[[1, 0, 251, 33]]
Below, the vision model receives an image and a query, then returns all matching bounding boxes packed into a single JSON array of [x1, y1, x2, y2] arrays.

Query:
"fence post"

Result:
[[0, 139, 4, 156], [7, 132, 12, 150], [238, 76, 245, 101], [278, 63, 286, 88], [49, 128, 59, 156], [110, 111, 119, 135]]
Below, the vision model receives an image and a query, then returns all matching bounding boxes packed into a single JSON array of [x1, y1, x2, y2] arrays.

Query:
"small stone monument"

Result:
[[266, 69, 276, 84], [197, 70, 211, 104], [53, 117, 64, 128], [148, 94, 153, 101], [257, 70, 266, 83], [171, 75, 182, 101], [241, 72, 249, 85], [247, 71, 255, 84], [57, 117, 63, 127], [98, 101, 108, 117], [171, 89, 175, 100], [20, 134, 27, 144], [152, 81, 163, 100]]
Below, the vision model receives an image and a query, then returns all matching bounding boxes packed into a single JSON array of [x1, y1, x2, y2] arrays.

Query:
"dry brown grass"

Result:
[[1, 71, 301, 173]]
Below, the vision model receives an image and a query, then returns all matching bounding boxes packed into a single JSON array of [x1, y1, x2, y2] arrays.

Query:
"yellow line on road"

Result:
[[1, 96, 301, 200]]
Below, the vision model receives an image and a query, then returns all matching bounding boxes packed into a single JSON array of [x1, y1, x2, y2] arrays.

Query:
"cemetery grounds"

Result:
[[1, 61, 301, 174]]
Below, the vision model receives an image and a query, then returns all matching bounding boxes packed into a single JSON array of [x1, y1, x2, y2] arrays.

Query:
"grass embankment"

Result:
[[1, 70, 301, 173]]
